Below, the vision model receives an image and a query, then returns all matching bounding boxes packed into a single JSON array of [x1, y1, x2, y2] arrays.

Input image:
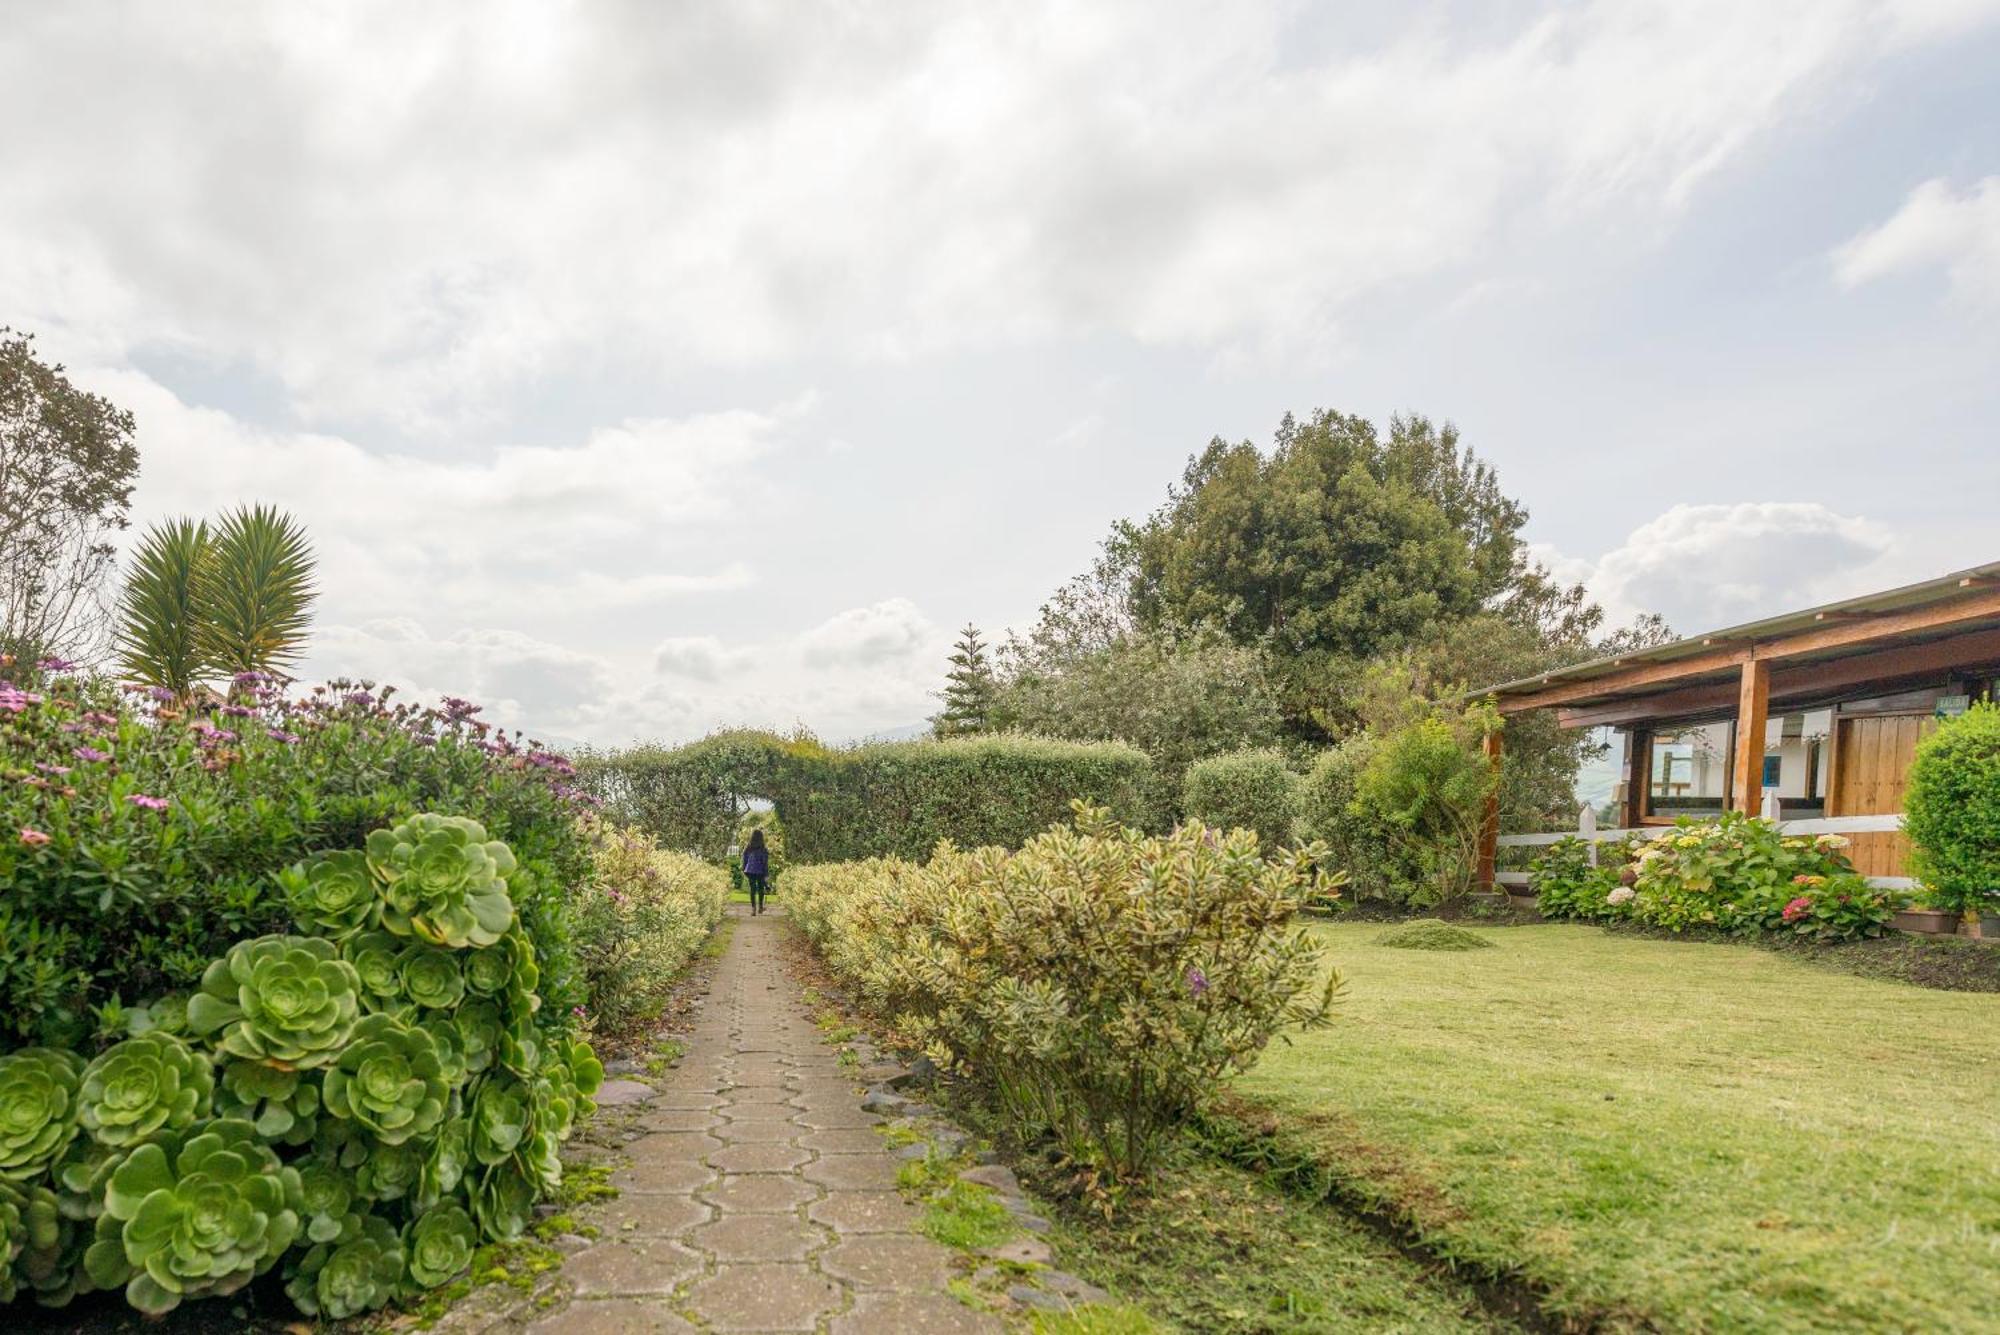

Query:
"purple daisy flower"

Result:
[[267, 728, 301, 744], [74, 746, 112, 763], [1185, 965, 1210, 998], [125, 794, 170, 811]]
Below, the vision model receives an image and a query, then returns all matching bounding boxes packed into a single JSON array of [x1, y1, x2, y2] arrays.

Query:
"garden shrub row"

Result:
[[571, 821, 728, 1039], [784, 804, 1342, 1178], [580, 731, 1153, 862], [1530, 811, 1896, 940]]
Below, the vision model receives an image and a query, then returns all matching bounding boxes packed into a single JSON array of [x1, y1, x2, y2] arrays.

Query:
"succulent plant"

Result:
[[284, 1210, 405, 1319], [214, 1059, 319, 1145], [404, 1203, 477, 1290], [320, 1015, 448, 1146], [76, 1033, 215, 1150], [355, 1138, 426, 1203], [281, 849, 380, 940], [186, 935, 362, 1070], [294, 1152, 357, 1244], [398, 943, 466, 1011], [52, 1135, 122, 1222], [365, 813, 517, 949], [82, 1118, 302, 1316], [0, 1048, 85, 1183], [468, 1074, 531, 1166], [469, 1160, 536, 1241], [0, 1180, 64, 1304], [418, 1120, 470, 1210], [462, 939, 516, 997], [454, 1001, 504, 1076]]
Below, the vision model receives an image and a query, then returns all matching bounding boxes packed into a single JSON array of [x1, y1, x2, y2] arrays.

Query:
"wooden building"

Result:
[[1473, 562, 2000, 886]]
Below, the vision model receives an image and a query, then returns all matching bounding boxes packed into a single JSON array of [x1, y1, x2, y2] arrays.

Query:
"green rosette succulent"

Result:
[[2, 1175, 81, 1303], [81, 1118, 302, 1316], [321, 1014, 448, 1145], [455, 1001, 504, 1075], [355, 1138, 426, 1202], [294, 1152, 357, 1244], [281, 848, 380, 940], [418, 1120, 470, 1210], [214, 1059, 319, 1145], [77, 1033, 215, 1149], [0, 1047, 85, 1182], [186, 935, 362, 1069], [365, 813, 518, 949], [462, 939, 516, 997], [468, 1075, 532, 1166], [125, 994, 190, 1039], [53, 1135, 122, 1222], [398, 943, 466, 1011], [404, 1203, 477, 1291], [284, 1210, 405, 1319], [419, 1016, 468, 1087], [468, 1160, 536, 1241], [344, 930, 406, 1007]]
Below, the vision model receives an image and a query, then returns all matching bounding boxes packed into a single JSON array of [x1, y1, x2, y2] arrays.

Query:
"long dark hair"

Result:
[[746, 829, 767, 853]]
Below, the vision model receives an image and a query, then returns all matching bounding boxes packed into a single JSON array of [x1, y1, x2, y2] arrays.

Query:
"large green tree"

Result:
[[0, 328, 140, 664], [931, 623, 998, 737]]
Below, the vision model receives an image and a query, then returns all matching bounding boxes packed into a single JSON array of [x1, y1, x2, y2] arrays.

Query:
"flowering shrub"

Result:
[[0, 670, 590, 1047], [786, 803, 1341, 1178], [570, 821, 728, 1040], [0, 813, 600, 1320], [1529, 836, 1632, 920], [1624, 812, 1890, 940]]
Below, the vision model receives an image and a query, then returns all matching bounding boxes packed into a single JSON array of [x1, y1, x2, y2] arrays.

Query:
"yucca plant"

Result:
[[116, 505, 316, 697], [115, 518, 212, 696], [198, 505, 316, 681]]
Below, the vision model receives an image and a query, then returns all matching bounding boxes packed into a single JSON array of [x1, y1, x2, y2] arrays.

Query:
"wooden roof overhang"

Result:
[[1476, 562, 2000, 731]]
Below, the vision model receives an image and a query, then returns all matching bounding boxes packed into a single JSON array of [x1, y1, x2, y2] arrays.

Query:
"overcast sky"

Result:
[[5, 1, 1998, 746]]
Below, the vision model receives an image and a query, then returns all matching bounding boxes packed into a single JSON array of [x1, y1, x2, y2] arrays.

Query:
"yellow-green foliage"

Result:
[[786, 804, 1341, 1177], [573, 821, 727, 1036]]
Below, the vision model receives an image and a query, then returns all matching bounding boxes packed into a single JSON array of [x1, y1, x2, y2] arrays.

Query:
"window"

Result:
[[1762, 708, 1831, 816], [1646, 720, 1732, 819], [1761, 754, 1782, 788]]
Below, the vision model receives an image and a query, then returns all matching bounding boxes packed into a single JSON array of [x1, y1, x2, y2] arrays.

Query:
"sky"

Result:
[[4, 0, 1998, 748]]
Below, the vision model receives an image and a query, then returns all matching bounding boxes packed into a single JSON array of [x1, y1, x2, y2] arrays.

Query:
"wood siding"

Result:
[[1829, 714, 1934, 878]]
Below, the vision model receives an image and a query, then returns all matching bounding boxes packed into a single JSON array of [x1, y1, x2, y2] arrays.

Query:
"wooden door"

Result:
[[1829, 714, 1933, 878]]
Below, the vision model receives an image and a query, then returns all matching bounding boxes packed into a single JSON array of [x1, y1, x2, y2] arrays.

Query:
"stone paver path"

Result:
[[529, 907, 1003, 1335]]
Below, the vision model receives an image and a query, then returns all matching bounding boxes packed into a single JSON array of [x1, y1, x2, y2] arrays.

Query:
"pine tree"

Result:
[[932, 623, 997, 737]]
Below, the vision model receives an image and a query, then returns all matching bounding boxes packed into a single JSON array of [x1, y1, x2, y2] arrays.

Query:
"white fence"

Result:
[[1492, 805, 1913, 891]]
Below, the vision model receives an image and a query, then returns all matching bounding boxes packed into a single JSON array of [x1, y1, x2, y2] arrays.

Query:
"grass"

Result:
[[1373, 918, 1494, 951], [921, 1180, 1018, 1250], [1043, 1150, 1497, 1333], [1030, 1305, 1167, 1334], [1235, 921, 2000, 1332]]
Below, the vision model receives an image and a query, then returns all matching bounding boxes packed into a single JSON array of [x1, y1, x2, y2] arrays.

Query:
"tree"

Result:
[[932, 624, 998, 737], [117, 504, 318, 697], [0, 328, 140, 665]]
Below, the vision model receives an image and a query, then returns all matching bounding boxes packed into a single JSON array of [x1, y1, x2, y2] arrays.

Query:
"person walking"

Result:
[[742, 828, 771, 915]]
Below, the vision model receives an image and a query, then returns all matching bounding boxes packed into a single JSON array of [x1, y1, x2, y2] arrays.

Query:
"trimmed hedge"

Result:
[[580, 731, 1153, 861], [1905, 701, 2000, 934], [1180, 748, 1297, 849]]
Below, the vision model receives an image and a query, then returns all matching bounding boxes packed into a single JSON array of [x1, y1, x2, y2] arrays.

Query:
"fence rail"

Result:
[[1491, 808, 1913, 892]]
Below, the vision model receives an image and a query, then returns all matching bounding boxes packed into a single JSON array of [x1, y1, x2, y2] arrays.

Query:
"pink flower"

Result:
[[19, 828, 51, 846], [125, 794, 170, 811], [73, 746, 112, 763], [1782, 896, 1813, 923]]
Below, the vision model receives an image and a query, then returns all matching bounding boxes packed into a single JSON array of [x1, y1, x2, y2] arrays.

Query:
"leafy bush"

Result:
[[1350, 714, 1497, 908], [0, 671, 589, 1048], [1530, 836, 1633, 921], [570, 821, 728, 1039], [786, 804, 1341, 1178], [1373, 919, 1494, 951], [1294, 735, 1406, 903], [0, 812, 602, 1320], [1179, 749, 1297, 849], [1625, 813, 1891, 940], [1905, 702, 2000, 938]]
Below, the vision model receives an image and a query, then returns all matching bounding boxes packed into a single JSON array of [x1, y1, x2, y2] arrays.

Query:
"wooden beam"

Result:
[[1499, 587, 2000, 714], [1731, 659, 1770, 816], [1622, 727, 1649, 828], [1554, 625, 2000, 730], [1476, 730, 1502, 891]]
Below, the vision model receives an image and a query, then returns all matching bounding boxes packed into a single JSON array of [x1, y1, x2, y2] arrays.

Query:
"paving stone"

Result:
[[820, 1234, 958, 1291], [802, 1153, 904, 1191], [798, 1128, 887, 1154], [595, 1193, 710, 1236], [688, 1213, 826, 1262], [791, 1108, 883, 1131], [626, 1131, 724, 1159], [700, 1174, 819, 1214], [649, 1091, 726, 1111], [829, 1293, 1006, 1335], [635, 1108, 721, 1133], [610, 1158, 715, 1194], [526, 1299, 698, 1333], [807, 1190, 923, 1234], [684, 1263, 841, 1332], [593, 1079, 656, 1107], [563, 1240, 702, 1296], [958, 1164, 1020, 1195], [711, 1118, 804, 1144], [716, 1103, 803, 1123], [980, 1237, 1051, 1265], [708, 1142, 812, 1173]]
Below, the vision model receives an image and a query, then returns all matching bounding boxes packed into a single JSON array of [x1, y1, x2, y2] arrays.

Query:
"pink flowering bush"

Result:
[[1628, 812, 1892, 940]]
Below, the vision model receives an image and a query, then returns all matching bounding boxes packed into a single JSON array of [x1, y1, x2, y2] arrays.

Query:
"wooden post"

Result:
[[1477, 730, 1502, 891], [1622, 728, 1648, 828], [1731, 658, 1771, 816]]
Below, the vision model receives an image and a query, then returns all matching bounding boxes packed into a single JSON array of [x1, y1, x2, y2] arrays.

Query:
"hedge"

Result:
[[1179, 748, 1298, 849]]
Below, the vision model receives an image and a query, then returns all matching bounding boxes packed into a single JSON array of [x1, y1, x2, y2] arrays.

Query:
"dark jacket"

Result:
[[742, 845, 769, 877]]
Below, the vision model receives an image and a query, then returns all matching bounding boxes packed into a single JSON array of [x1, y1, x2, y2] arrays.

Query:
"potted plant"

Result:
[[1903, 701, 2000, 942], [1890, 891, 1960, 936]]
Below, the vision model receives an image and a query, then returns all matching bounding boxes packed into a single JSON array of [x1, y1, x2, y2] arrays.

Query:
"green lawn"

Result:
[[1234, 922, 2000, 1333]]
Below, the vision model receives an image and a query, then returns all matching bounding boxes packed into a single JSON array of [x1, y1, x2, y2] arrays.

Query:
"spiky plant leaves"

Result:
[[114, 518, 211, 696], [196, 504, 317, 679]]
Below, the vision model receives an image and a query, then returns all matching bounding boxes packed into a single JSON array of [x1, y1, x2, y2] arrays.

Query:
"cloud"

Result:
[[4, 1, 1992, 427], [797, 598, 938, 667], [1549, 502, 1896, 632], [313, 619, 620, 734], [653, 635, 752, 682], [1832, 177, 2000, 303]]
